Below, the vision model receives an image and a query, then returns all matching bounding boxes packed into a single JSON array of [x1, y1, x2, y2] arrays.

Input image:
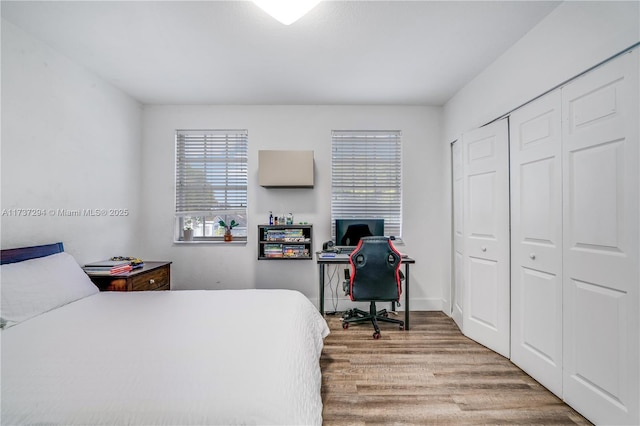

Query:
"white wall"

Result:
[[0, 20, 143, 264], [443, 1, 639, 141], [439, 1, 640, 311], [141, 105, 446, 310], [1, 18, 448, 312]]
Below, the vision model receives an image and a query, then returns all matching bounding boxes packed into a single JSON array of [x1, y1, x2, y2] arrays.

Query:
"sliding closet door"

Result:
[[462, 119, 510, 357], [510, 90, 563, 397], [451, 140, 464, 329], [562, 49, 639, 425]]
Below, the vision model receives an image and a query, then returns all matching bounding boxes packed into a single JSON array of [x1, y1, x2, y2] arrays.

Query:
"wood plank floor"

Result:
[[321, 311, 591, 425]]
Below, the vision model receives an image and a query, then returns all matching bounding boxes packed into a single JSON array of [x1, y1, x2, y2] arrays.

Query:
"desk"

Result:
[[316, 252, 415, 330]]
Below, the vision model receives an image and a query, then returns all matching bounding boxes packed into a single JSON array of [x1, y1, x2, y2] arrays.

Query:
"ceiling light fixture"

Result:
[[252, 0, 322, 25]]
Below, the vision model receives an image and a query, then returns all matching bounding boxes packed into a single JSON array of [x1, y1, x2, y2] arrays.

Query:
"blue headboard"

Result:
[[0, 242, 64, 265]]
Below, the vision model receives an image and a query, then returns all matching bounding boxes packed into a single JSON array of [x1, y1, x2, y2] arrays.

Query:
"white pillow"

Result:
[[1, 252, 99, 328]]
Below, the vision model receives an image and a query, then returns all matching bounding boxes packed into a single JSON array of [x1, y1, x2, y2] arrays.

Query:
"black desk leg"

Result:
[[318, 263, 325, 315], [405, 264, 410, 330]]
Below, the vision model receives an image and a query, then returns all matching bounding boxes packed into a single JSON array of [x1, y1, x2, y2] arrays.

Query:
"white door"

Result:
[[452, 140, 464, 329], [510, 90, 563, 397], [462, 118, 510, 357], [562, 49, 639, 425]]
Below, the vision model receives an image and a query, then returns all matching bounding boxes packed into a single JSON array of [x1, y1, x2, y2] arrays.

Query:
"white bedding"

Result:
[[1, 289, 330, 425]]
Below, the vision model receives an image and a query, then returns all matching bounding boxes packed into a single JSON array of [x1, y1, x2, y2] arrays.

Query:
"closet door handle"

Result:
[[529, 253, 536, 260], [481, 247, 487, 252]]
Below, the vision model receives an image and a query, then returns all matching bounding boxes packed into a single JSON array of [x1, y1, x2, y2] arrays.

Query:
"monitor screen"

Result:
[[335, 218, 384, 247]]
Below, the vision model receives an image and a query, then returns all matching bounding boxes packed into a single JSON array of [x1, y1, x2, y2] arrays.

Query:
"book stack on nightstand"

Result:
[[83, 260, 133, 276]]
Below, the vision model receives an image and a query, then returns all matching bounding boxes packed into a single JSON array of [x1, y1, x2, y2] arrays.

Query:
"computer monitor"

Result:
[[335, 218, 384, 248]]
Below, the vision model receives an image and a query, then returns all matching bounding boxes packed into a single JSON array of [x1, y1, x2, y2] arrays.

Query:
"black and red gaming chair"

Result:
[[342, 236, 405, 339]]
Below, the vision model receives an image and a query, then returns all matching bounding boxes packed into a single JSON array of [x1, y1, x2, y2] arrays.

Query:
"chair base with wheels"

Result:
[[342, 301, 404, 339]]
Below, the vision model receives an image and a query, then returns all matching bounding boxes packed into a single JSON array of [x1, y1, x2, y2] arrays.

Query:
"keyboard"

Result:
[[319, 252, 337, 258], [319, 252, 351, 259], [337, 247, 355, 254]]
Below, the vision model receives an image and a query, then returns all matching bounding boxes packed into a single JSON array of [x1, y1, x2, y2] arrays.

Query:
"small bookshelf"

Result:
[[258, 224, 313, 260]]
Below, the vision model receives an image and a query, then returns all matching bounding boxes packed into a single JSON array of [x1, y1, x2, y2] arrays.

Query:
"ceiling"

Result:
[[1, 0, 560, 106]]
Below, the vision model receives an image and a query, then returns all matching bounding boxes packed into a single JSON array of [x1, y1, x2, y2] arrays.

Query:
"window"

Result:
[[175, 129, 248, 242], [331, 130, 402, 239]]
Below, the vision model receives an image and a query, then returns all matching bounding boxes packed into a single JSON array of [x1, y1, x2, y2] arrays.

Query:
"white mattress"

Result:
[[1, 289, 330, 425]]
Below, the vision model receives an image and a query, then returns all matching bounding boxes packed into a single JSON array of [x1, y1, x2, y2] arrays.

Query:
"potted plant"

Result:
[[218, 219, 238, 242], [182, 217, 194, 241]]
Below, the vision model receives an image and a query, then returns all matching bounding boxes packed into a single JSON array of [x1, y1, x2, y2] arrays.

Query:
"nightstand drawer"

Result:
[[132, 267, 169, 291]]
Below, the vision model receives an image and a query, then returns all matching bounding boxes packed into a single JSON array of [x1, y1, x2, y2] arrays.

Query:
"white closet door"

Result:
[[452, 140, 464, 329], [510, 90, 563, 397], [562, 49, 639, 425], [462, 118, 510, 357]]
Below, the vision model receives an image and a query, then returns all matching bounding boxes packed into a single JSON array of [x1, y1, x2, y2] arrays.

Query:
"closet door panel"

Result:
[[568, 140, 624, 256], [520, 158, 556, 245], [453, 250, 464, 326], [462, 118, 510, 358], [510, 90, 563, 397], [562, 49, 639, 425], [452, 141, 464, 328], [520, 267, 558, 354]]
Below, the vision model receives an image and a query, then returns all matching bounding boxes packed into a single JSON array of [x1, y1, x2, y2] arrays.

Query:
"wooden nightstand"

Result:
[[86, 261, 171, 292]]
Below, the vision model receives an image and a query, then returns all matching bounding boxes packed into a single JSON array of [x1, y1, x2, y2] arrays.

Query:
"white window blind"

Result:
[[331, 130, 402, 239], [175, 129, 248, 241]]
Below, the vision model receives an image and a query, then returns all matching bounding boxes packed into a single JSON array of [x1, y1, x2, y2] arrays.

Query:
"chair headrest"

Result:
[[351, 236, 400, 268], [360, 236, 388, 243]]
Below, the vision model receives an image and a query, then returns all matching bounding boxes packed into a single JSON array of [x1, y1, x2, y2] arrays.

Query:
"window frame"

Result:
[[174, 129, 248, 243], [330, 130, 403, 241]]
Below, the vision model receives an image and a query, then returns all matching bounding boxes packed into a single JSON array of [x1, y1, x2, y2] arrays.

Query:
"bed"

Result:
[[1, 243, 330, 425]]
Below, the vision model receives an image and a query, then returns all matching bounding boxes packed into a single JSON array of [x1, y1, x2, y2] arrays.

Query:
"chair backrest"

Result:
[[349, 236, 402, 302]]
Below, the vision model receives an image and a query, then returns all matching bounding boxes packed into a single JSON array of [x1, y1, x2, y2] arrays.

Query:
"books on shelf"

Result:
[[259, 224, 312, 259], [262, 243, 309, 258], [264, 243, 284, 258], [283, 245, 307, 258], [264, 228, 308, 242]]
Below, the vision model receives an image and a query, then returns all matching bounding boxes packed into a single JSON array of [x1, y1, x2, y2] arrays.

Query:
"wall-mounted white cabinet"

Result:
[[258, 150, 314, 187]]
